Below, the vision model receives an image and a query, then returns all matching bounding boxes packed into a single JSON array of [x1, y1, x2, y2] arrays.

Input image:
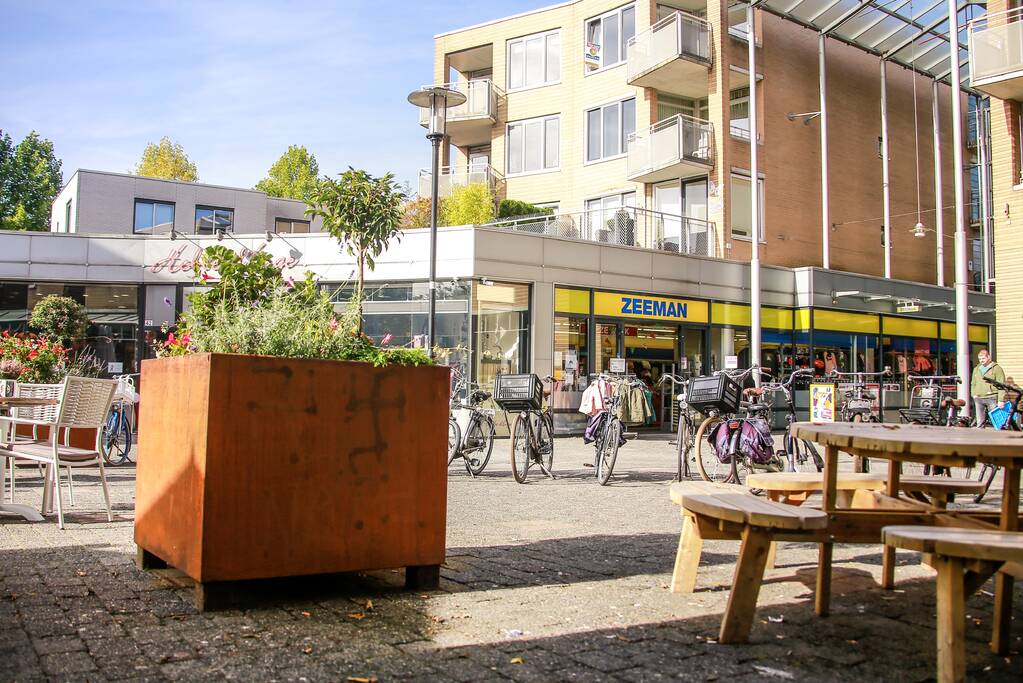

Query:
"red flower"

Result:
[[27, 350, 38, 360]]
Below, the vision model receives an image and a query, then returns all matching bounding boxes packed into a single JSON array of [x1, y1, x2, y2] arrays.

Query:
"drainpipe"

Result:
[[819, 33, 830, 270], [932, 80, 945, 287], [748, 2, 761, 381], [880, 59, 892, 279]]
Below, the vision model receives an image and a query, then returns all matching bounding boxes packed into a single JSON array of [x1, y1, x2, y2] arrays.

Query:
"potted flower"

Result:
[[134, 170, 449, 610]]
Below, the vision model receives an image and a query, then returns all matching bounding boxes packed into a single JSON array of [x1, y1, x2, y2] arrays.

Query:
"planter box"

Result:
[[134, 353, 449, 608]]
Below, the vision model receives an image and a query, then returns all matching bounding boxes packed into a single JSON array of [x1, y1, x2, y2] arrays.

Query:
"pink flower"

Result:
[[380, 333, 393, 346], [328, 318, 340, 331], [286, 276, 296, 289]]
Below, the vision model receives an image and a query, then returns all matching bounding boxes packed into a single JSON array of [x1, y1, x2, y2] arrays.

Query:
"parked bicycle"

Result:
[[973, 376, 1023, 502], [502, 374, 555, 483], [101, 375, 137, 465], [447, 380, 496, 478], [660, 373, 697, 480], [587, 374, 648, 486], [830, 368, 890, 424], [898, 375, 968, 427], [762, 368, 824, 473]]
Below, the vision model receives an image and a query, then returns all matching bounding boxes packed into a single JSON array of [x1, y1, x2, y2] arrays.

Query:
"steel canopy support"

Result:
[[820, 33, 830, 270], [880, 60, 892, 279], [932, 79, 945, 287], [945, 0, 970, 409], [748, 2, 762, 380]]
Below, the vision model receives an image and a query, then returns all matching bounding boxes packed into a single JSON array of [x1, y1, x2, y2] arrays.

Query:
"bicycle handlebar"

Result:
[[827, 367, 893, 380], [905, 375, 962, 384], [984, 376, 1023, 395]]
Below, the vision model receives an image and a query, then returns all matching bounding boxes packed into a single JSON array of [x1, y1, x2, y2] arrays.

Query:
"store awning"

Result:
[[752, 0, 987, 91]]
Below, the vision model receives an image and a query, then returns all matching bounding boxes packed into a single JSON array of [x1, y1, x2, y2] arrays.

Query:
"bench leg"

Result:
[[881, 463, 902, 589], [934, 556, 966, 683], [671, 513, 702, 593], [719, 527, 771, 644], [765, 541, 777, 570]]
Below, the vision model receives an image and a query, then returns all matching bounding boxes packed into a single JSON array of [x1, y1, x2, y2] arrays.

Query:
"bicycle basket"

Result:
[[990, 403, 1011, 430], [493, 374, 543, 411], [686, 374, 741, 414]]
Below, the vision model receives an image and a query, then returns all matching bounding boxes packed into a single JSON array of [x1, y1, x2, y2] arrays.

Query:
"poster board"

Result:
[[810, 383, 836, 423]]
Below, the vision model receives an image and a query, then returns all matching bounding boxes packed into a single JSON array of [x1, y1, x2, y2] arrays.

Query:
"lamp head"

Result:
[[912, 222, 927, 238], [265, 230, 274, 242], [408, 86, 467, 137]]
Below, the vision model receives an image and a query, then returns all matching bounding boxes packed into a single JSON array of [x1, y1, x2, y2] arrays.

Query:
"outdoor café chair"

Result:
[[0, 383, 64, 503], [0, 376, 116, 528]]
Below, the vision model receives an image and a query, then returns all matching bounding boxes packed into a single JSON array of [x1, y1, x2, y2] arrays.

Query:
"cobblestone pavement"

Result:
[[0, 435, 1021, 682]]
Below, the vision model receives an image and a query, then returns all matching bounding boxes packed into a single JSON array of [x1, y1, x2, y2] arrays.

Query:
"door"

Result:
[[468, 147, 491, 184], [683, 179, 709, 255], [653, 182, 682, 251]]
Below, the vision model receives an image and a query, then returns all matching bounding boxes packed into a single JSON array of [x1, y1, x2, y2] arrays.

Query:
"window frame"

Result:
[[729, 172, 765, 242], [194, 205, 235, 235], [506, 29, 561, 92], [729, 86, 750, 140], [64, 199, 73, 234], [133, 198, 175, 235], [584, 96, 636, 164], [584, 3, 636, 75], [505, 115, 561, 177], [274, 217, 311, 234]]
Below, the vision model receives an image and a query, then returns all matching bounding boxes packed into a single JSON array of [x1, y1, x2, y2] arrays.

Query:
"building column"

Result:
[[748, 2, 761, 376], [819, 33, 830, 270], [978, 100, 992, 294], [932, 80, 945, 287], [880, 59, 892, 279]]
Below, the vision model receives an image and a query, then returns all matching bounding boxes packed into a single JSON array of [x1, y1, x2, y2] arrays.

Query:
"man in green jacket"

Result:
[[971, 349, 1006, 427]]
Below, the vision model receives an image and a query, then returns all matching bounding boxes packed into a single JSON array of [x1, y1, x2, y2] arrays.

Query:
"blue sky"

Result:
[[0, 0, 542, 192]]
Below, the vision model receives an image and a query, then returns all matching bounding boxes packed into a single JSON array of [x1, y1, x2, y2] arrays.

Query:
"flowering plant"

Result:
[[28, 295, 90, 345], [0, 331, 68, 383]]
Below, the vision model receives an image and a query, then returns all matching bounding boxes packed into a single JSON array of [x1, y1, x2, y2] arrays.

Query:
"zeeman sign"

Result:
[[593, 292, 708, 323]]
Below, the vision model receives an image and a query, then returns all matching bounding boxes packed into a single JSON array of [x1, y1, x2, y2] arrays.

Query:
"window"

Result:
[[64, 200, 72, 233], [275, 218, 310, 234], [507, 30, 560, 90], [507, 116, 560, 175], [194, 206, 234, 234], [585, 4, 636, 72], [133, 199, 175, 234], [474, 281, 531, 393], [586, 98, 636, 162], [657, 94, 708, 122], [730, 87, 750, 139], [730, 174, 764, 240], [585, 192, 637, 244]]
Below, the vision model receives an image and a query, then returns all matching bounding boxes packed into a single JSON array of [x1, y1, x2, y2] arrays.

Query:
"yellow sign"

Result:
[[593, 291, 709, 323], [810, 383, 836, 423]]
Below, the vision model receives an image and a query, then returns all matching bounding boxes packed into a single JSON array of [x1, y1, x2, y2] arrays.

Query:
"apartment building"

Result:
[[423, 0, 982, 285], [50, 169, 322, 237], [970, 1, 1023, 375]]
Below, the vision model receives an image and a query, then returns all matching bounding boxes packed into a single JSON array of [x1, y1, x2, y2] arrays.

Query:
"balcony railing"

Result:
[[479, 207, 720, 259], [969, 7, 1023, 99], [418, 164, 502, 199], [417, 79, 500, 126], [627, 12, 712, 93], [627, 115, 714, 183]]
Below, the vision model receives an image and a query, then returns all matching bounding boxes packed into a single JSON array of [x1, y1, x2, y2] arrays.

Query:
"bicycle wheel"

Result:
[[447, 417, 461, 466], [102, 410, 131, 465], [694, 415, 728, 482], [596, 417, 621, 486], [464, 415, 495, 476], [783, 434, 822, 473], [510, 413, 532, 483], [676, 416, 693, 478], [537, 413, 554, 473]]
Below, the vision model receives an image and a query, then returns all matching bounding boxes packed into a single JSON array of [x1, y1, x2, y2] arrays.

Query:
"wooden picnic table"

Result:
[[0, 396, 59, 522], [792, 421, 1023, 656]]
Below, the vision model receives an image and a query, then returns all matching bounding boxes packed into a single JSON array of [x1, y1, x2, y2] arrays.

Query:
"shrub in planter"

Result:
[[29, 295, 89, 345]]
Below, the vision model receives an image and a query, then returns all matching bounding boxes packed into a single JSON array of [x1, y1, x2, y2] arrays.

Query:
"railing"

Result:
[[418, 164, 502, 198], [627, 11, 712, 82], [479, 207, 720, 259], [727, 2, 750, 41], [969, 7, 1023, 84], [418, 79, 500, 126], [627, 114, 715, 179]]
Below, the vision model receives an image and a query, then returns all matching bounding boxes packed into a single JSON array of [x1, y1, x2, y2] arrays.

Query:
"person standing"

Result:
[[971, 349, 1006, 427]]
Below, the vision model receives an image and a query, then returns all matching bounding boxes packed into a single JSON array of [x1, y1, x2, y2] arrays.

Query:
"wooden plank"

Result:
[[934, 556, 967, 683], [881, 457, 901, 589], [816, 444, 839, 617], [683, 493, 826, 531], [899, 476, 987, 496], [671, 513, 702, 593], [719, 527, 771, 644], [746, 471, 885, 492], [882, 525, 944, 553], [992, 466, 1021, 655], [681, 494, 746, 525], [933, 533, 1023, 563], [793, 421, 1023, 462], [669, 480, 744, 506]]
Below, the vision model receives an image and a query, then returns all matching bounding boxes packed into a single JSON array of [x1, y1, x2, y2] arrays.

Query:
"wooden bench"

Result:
[[898, 476, 987, 509], [680, 493, 827, 643], [669, 481, 746, 593], [882, 526, 1023, 683], [746, 471, 885, 507]]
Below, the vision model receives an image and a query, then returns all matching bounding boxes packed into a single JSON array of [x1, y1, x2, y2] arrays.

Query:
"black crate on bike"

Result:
[[494, 373, 543, 412], [685, 374, 741, 414]]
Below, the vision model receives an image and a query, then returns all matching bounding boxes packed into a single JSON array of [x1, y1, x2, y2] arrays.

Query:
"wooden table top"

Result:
[[792, 421, 1023, 462], [0, 397, 58, 408], [746, 471, 885, 491]]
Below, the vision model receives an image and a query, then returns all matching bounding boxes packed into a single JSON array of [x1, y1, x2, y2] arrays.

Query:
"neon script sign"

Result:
[[148, 245, 300, 274]]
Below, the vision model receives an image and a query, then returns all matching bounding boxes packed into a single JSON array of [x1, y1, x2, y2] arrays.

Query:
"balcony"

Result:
[[418, 164, 502, 199], [627, 12, 712, 97], [418, 79, 501, 147], [969, 8, 1023, 101], [480, 207, 720, 259], [627, 115, 714, 184]]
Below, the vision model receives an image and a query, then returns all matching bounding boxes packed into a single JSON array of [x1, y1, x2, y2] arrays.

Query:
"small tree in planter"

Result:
[[306, 168, 405, 333], [29, 295, 89, 345]]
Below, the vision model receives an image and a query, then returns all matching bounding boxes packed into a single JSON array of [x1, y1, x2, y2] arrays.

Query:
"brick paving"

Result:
[[0, 435, 1021, 682]]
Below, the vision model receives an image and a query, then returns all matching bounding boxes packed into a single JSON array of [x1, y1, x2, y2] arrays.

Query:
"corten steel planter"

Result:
[[134, 353, 449, 609]]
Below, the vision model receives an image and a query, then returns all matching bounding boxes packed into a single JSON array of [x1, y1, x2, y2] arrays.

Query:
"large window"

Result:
[[474, 281, 530, 391], [730, 87, 750, 139], [507, 116, 560, 175], [585, 4, 636, 72], [195, 206, 234, 235], [730, 174, 764, 240], [134, 199, 175, 234], [657, 94, 708, 122], [275, 218, 310, 234], [507, 30, 560, 90], [586, 98, 636, 162]]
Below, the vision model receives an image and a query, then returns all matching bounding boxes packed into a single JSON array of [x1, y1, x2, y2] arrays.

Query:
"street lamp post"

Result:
[[407, 86, 466, 359]]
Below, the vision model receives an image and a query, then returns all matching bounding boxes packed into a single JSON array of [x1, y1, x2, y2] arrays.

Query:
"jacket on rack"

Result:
[[616, 382, 653, 425], [578, 378, 614, 417]]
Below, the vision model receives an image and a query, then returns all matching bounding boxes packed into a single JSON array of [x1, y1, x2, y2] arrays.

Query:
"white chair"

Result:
[[0, 383, 63, 503], [0, 377, 116, 528]]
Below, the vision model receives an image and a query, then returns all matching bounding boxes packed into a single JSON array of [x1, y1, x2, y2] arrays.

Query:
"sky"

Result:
[[0, 0, 543, 192]]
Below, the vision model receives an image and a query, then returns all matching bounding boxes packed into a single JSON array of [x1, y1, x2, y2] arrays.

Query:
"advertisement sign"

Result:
[[810, 383, 836, 423], [725, 355, 739, 370], [107, 362, 124, 374], [584, 42, 601, 69], [593, 291, 709, 323], [610, 357, 626, 373]]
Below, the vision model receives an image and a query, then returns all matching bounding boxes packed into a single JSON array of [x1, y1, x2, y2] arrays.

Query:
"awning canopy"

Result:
[[752, 0, 987, 91]]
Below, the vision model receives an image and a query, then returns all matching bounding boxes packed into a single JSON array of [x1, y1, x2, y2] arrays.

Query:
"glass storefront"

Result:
[[473, 281, 530, 391]]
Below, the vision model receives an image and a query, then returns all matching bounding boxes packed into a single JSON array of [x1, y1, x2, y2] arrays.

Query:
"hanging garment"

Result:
[[616, 382, 653, 425], [583, 412, 606, 444], [579, 378, 614, 417], [643, 390, 657, 425]]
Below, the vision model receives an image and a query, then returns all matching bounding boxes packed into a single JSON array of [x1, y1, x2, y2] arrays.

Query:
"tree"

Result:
[[0, 130, 63, 231], [254, 145, 320, 201], [440, 182, 495, 227], [135, 137, 198, 181], [29, 295, 89, 344], [401, 196, 432, 228], [306, 169, 405, 332]]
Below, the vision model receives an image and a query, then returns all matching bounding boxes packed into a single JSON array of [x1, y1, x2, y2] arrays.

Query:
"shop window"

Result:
[[883, 335, 938, 409], [474, 281, 530, 391], [553, 315, 588, 414]]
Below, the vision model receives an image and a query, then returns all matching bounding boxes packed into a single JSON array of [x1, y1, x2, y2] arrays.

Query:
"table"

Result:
[[792, 421, 1023, 656], [746, 471, 885, 507], [0, 396, 59, 522]]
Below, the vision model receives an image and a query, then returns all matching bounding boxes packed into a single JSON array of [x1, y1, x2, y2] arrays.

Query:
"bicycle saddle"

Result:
[[742, 387, 766, 397], [470, 389, 492, 404], [942, 397, 966, 408]]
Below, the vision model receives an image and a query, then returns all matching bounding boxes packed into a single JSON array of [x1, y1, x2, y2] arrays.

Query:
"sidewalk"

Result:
[[0, 436, 1020, 681]]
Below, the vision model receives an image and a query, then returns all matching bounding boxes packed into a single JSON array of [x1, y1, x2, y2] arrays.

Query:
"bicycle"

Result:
[[896, 375, 973, 479], [506, 375, 555, 483], [827, 368, 891, 472], [101, 375, 136, 465], [588, 374, 645, 486], [660, 373, 697, 481], [972, 376, 1023, 502], [762, 368, 824, 473], [447, 381, 496, 478], [692, 366, 782, 485]]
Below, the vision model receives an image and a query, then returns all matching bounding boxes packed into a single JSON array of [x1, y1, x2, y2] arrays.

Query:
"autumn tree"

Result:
[[135, 137, 198, 181], [255, 145, 320, 201], [0, 129, 63, 231]]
